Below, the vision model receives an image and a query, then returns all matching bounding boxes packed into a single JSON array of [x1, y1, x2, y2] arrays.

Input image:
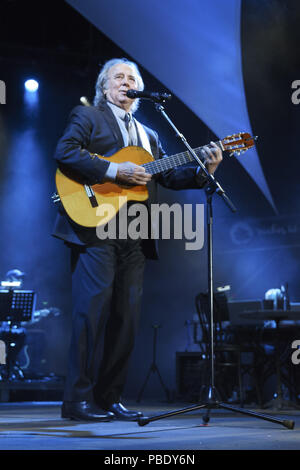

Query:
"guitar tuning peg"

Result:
[[51, 192, 61, 204]]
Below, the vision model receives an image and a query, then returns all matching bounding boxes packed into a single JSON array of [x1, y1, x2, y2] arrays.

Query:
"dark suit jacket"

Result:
[[52, 99, 207, 259]]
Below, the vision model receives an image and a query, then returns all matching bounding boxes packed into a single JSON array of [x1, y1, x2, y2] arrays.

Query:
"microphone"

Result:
[[126, 89, 172, 103]]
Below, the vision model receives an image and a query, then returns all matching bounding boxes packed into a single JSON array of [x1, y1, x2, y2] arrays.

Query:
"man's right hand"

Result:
[[116, 161, 152, 185]]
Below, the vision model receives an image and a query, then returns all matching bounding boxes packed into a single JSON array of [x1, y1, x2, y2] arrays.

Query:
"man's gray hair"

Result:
[[93, 58, 144, 113]]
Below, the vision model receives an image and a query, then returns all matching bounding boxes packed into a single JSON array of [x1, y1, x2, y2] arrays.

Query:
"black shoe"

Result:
[[61, 401, 115, 422], [107, 402, 143, 421]]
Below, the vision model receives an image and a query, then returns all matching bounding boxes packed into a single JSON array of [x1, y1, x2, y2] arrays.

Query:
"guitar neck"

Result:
[[142, 141, 222, 175]]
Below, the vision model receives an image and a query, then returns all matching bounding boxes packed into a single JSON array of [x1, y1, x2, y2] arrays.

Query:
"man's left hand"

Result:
[[202, 141, 223, 174]]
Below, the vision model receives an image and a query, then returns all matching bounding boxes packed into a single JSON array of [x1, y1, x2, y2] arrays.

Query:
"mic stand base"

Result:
[[137, 398, 294, 430]]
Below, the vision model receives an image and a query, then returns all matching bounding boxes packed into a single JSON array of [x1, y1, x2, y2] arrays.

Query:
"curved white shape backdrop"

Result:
[[67, 0, 276, 212]]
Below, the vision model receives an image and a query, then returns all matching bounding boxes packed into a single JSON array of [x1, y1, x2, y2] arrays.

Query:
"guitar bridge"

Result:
[[84, 185, 98, 208]]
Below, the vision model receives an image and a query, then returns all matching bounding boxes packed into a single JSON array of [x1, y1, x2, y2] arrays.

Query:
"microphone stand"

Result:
[[137, 99, 294, 430]]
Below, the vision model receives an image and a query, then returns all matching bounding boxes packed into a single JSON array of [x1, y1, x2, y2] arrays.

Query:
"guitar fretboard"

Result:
[[142, 142, 221, 175]]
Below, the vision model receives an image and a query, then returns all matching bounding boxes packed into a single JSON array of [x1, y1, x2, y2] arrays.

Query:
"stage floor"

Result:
[[0, 401, 299, 451]]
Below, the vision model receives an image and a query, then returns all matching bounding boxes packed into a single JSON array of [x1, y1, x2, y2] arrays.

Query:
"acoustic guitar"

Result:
[[55, 132, 255, 227]]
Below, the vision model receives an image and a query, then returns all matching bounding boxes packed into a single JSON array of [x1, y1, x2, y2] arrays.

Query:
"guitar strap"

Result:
[[134, 120, 153, 156]]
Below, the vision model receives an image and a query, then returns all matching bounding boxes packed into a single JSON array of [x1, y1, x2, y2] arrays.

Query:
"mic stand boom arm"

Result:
[[154, 102, 237, 213]]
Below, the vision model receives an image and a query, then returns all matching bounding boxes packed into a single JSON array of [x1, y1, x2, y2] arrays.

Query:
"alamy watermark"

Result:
[[291, 80, 300, 104], [96, 197, 205, 251], [291, 340, 300, 365], [0, 80, 6, 104]]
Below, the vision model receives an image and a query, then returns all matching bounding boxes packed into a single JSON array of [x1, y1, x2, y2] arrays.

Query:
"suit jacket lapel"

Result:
[[97, 99, 125, 148]]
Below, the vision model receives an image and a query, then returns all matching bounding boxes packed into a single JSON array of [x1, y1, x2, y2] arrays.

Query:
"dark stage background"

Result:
[[0, 0, 299, 400]]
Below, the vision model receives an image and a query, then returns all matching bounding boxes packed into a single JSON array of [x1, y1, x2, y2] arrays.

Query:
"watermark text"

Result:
[[291, 80, 300, 104], [95, 198, 205, 251], [0, 80, 6, 104], [291, 340, 300, 364]]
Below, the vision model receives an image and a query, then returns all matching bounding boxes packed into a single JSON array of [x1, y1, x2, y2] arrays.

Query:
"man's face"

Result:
[[104, 63, 139, 110]]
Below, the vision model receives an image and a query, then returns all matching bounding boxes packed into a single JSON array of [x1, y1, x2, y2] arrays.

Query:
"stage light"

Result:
[[80, 96, 91, 106], [24, 79, 39, 92], [24, 79, 39, 111]]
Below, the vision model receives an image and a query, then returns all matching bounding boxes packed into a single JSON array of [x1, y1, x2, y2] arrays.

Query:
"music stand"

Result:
[[0, 290, 36, 379]]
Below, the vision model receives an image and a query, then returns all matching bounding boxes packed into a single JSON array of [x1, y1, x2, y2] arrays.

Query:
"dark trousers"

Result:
[[63, 238, 145, 407]]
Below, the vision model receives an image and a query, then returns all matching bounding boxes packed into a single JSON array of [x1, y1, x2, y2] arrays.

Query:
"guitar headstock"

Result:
[[221, 132, 257, 156]]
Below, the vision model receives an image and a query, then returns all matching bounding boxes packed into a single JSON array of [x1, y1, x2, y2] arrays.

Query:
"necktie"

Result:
[[124, 112, 134, 146]]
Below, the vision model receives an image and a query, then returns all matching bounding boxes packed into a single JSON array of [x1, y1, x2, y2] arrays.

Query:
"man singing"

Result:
[[53, 58, 223, 421]]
